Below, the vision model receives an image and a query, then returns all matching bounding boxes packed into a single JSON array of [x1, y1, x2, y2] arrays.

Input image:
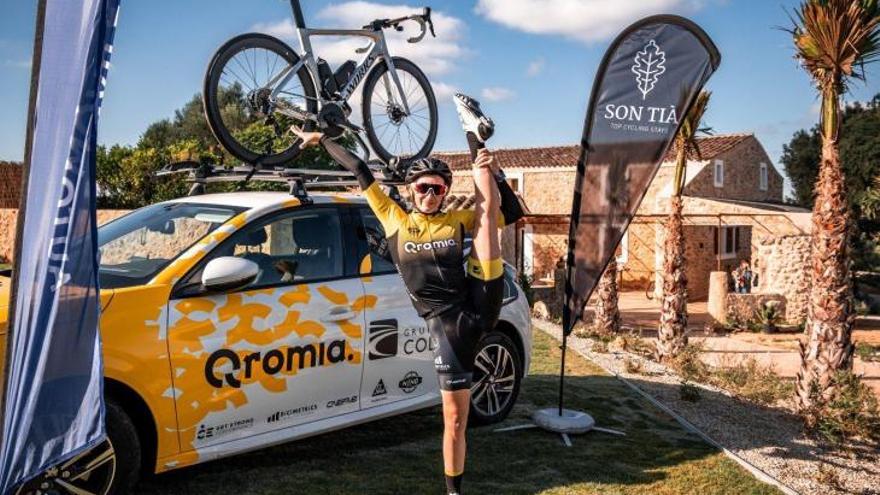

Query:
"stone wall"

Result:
[[0, 208, 130, 262], [0, 162, 23, 209], [725, 293, 787, 325], [620, 222, 658, 290], [684, 137, 784, 203], [752, 234, 811, 323]]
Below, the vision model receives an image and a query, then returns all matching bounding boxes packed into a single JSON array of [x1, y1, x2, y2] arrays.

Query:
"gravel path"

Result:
[[533, 318, 880, 495]]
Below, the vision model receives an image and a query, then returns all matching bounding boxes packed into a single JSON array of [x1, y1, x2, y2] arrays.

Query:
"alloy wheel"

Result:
[[470, 343, 517, 417]]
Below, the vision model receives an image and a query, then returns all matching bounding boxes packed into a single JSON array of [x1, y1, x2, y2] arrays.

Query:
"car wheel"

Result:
[[469, 332, 523, 426], [15, 400, 141, 495]]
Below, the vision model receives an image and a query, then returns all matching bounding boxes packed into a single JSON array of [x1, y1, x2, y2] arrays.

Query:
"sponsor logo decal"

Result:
[[327, 395, 358, 408], [197, 418, 254, 440], [267, 403, 318, 424], [403, 326, 437, 355], [631, 40, 666, 100], [372, 379, 387, 397], [399, 371, 423, 394], [204, 338, 354, 388], [407, 226, 421, 236], [368, 319, 398, 360], [403, 238, 456, 254]]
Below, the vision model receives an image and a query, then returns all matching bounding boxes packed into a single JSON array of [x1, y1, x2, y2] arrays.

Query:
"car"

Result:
[[0, 190, 532, 494]]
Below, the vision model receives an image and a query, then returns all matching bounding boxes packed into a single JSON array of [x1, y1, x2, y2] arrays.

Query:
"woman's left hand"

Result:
[[473, 148, 495, 171]]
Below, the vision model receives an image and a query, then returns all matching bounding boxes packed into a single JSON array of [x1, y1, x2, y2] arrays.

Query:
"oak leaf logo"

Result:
[[631, 40, 666, 100]]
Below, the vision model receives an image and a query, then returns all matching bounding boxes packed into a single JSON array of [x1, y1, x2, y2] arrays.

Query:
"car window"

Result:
[[97, 202, 244, 289], [182, 208, 345, 294], [359, 208, 396, 274]]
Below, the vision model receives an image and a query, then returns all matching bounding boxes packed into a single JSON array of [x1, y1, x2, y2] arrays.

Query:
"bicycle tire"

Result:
[[203, 33, 318, 167], [361, 57, 438, 164]]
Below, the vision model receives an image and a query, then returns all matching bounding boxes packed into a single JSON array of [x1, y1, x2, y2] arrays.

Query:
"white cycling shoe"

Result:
[[453, 93, 494, 144]]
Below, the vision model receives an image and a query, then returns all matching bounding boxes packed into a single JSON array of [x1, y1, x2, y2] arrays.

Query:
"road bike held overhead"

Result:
[[203, 0, 439, 168]]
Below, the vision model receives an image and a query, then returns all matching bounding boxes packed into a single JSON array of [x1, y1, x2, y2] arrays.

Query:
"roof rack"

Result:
[[155, 160, 405, 203]]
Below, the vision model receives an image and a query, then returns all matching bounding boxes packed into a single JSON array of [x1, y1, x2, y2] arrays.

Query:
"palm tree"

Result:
[[790, 0, 880, 416], [594, 258, 621, 335], [656, 91, 712, 362]]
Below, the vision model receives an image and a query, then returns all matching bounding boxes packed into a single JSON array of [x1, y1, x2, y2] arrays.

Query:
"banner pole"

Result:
[[558, 334, 567, 416]]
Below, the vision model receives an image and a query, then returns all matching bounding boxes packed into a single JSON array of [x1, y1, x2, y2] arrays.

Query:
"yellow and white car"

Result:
[[0, 191, 532, 494]]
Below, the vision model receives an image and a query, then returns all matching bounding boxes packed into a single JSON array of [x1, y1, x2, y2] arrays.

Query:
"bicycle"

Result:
[[203, 0, 439, 169]]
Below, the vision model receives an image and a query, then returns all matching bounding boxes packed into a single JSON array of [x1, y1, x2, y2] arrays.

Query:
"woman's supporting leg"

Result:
[[441, 389, 471, 494]]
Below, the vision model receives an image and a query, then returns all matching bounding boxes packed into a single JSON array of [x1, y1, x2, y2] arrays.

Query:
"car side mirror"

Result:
[[202, 257, 258, 292]]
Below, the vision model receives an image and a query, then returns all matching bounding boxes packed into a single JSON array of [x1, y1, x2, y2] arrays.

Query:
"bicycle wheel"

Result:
[[204, 33, 318, 167], [362, 57, 438, 164]]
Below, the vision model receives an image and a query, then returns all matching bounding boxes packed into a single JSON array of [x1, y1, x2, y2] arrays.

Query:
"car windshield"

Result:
[[98, 202, 245, 289]]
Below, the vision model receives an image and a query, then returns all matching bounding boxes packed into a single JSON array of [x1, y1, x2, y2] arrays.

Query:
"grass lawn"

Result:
[[137, 330, 780, 494]]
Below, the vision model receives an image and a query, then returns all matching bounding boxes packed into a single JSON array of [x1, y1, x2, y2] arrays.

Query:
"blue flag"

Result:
[[0, 1, 119, 492]]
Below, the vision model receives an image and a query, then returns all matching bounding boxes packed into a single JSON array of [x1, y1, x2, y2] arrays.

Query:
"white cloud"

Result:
[[3, 59, 30, 69], [475, 0, 705, 43], [432, 81, 459, 100], [252, 2, 468, 76], [480, 86, 515, 102], [526, 57, 544, 77]]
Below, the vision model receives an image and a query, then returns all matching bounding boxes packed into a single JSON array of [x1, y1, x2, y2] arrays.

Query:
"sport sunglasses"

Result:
[[413, 182, 448, 195]]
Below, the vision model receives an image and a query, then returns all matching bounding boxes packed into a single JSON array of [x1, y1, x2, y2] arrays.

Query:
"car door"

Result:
[[166, 205, 367, 452], [355, 206, 438, 407]]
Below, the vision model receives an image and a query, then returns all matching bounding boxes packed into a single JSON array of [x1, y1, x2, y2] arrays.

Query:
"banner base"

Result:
[[493, 408, 624, 447]]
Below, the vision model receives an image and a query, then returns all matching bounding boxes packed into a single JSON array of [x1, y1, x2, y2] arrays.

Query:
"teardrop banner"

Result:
[[563, 16, 721, 335]]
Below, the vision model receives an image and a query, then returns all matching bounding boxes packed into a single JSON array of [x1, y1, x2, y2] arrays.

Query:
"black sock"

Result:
[[445, 472, 463, 494]]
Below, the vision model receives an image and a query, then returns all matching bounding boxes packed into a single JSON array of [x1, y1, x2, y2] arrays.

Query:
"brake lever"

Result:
[[425, 7, 435, 37]]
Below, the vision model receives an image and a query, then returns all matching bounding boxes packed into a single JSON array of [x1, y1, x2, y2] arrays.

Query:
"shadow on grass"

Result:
[[136, 370, 783, 494]]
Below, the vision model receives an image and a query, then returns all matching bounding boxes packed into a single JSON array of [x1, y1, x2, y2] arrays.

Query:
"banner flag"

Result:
[[0, 0, 120, 492], [563, 16, 720, 335]]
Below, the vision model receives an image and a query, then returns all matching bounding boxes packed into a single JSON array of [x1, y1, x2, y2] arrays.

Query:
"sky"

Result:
[[1, 0, 878, 198]]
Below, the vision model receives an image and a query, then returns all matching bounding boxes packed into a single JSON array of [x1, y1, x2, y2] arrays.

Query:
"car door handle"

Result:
[[321, 306, 356, 322]]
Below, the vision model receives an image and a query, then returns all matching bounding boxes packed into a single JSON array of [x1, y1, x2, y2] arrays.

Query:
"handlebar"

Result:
[[363, 7, 435, 43]]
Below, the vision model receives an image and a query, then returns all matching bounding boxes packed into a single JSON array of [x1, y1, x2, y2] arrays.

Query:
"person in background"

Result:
[[733, 259, 752, 294]]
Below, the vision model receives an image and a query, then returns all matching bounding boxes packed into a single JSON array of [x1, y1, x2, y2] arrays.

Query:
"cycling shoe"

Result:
[[453, 93, 494, 143]]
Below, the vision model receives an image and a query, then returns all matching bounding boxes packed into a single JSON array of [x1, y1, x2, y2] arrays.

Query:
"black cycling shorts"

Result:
[[428, 275, 504, 391]]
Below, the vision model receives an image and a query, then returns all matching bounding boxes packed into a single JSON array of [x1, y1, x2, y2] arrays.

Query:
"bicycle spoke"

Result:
[[407, 115, 429, 134]]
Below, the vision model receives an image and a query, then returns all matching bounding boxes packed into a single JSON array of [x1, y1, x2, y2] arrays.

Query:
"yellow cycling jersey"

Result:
[[363, 182, 506, 318]]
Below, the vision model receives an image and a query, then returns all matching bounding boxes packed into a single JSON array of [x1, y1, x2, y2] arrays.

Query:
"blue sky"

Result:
[[1, 0, 878, 196]]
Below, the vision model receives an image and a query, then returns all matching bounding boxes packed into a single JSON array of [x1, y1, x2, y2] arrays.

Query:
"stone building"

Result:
[[0, 162, 22, 209], [434, 133, 812, 318]]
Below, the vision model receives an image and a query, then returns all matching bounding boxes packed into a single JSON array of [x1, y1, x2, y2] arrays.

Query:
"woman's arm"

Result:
[[293, 127, 406, 233]]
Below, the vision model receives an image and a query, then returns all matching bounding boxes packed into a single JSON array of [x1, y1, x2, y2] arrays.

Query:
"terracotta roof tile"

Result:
[[433, 133, 753, 171]]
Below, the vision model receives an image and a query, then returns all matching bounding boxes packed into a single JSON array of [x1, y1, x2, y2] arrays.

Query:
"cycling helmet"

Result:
[[404, 157, 453, 186]]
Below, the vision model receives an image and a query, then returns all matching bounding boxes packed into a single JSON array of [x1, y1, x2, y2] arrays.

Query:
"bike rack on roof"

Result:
[[155, 160, 404, 204]]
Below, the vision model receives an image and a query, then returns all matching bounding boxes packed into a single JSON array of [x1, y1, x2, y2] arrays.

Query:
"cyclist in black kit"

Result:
[[293, 94, 521, 495]]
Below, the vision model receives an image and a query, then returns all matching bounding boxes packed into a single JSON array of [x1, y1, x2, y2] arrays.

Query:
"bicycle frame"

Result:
[[268, 1, 412, 117]]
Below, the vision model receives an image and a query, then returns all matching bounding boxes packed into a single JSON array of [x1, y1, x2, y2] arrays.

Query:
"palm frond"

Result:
[[790, 0, 880, 91], [672, 91, 711, 196]]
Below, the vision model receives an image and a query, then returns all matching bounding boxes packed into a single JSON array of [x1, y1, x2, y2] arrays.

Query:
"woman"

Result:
[[293, 95, 522, 495]]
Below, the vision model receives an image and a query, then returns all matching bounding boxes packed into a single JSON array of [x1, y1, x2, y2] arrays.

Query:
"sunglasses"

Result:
[[413, 182, 448, 196]]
